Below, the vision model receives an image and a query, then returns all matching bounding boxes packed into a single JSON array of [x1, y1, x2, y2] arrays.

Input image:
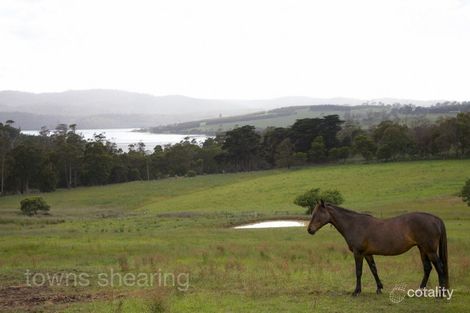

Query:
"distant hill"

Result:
[[0, 89, 446, 130], [0, 90, 256, 129], [0, 111, 198, 130], [149, 102, 470, 135], [0, 90, 253, 116]]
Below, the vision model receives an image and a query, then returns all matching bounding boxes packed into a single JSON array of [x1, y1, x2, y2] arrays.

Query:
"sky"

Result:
[[0, 0, 469, 100]]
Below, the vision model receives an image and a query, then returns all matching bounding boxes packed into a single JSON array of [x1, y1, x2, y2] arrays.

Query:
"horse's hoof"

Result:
[[376, 289, 382, 294], [352, 291, 361, 297]]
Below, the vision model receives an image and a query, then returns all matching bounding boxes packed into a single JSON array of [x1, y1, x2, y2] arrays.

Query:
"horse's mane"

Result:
[[326, 203, 373, 217]]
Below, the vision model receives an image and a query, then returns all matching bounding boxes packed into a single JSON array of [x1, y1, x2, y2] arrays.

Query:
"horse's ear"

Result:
[[320, 199, 325, 207]]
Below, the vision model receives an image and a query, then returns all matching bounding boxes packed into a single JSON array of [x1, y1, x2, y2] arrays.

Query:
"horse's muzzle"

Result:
[[307, 227, 316, 235]]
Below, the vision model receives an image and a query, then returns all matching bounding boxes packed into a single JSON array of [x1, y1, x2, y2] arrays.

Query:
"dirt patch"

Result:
[[0, 285, 120, 311]]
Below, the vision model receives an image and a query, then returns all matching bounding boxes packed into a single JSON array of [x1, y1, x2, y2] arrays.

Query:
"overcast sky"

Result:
[[1, 0, 469, 100]]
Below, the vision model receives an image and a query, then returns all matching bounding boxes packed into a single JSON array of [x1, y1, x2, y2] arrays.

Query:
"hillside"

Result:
[[0, 160, 469, 312], [149, 102, 470, 134], [0, 160, 469, 217]]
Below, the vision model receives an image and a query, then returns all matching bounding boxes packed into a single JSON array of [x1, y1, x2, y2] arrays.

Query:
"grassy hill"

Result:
[[0, 160, 469, 312], [149, 104, 468, 134]]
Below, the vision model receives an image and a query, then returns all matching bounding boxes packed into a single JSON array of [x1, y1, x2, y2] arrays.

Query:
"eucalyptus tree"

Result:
[[0, 120, 20, 195]]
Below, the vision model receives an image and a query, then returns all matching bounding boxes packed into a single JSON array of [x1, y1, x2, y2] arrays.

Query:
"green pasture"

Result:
[[0, 160, 469, 312]]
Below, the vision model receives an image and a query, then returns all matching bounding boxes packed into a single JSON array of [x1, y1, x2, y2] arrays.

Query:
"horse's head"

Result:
[[307, 199, 331, 235]]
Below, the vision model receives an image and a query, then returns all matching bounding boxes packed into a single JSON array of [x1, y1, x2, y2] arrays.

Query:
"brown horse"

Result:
[[307, 200, 449, 296]]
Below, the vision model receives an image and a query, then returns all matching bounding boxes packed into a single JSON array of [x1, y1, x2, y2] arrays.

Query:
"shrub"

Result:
[[20, 197, 50, 216], [460, 179, 470, 206], [320, 189, 344, 205], [376, 144, 393, 160], [294, 188, 344, 214], [148, 299, 167, 313], [186, 170, 197, 177], [293, 152, 308, 166]]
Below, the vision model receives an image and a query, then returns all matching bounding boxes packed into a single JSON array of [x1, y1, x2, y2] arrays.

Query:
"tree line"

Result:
[[1, 112, 469, 195]]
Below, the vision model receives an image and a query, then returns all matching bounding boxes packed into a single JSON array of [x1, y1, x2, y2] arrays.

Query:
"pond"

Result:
[[233, 220, 307, 229]]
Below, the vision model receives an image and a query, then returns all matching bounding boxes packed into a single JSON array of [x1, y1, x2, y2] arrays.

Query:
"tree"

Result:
[[460, 179, 470, 206], [319, 115, 344, 150], [456, 113, 470, 156], [353, 135, 376, 161], [10, 143, 44, 193], [127, 142, 149, 180], [374, 122, 413, 160], [199, 138, 223, 174], [262, 127, 289, 166], [294, 188, 345, 214], [434, 117, 458, 156], [222, 125, 261, 171], [38, 161, 58, 192], [149, 145, 167, 178], [376, 144, 393, 161], [292, 152, 308, 166], [411, 121, 436, 157], [290, 116, 343, 153], [51, 125, 85, 188], [308, 136, 326, 162], [290, 118, 323, 153], [337, 121, 364, 147], [80, 136, 114, 185], [372, 120, 395, 143], [274, 138, 294, 168], [329, 146, 350, 163], [163, 140, 201, 176], [0, 122, 20, 195]]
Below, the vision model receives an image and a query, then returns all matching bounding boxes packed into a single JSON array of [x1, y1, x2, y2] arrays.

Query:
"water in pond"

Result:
[[234, 220, 306, 229]]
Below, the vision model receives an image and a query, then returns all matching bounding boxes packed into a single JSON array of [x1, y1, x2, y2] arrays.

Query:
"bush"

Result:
[[320, 189, 344, 205], [329, 146, 350, 162], [461, 179, 470, 206], [294, 188, 344, 214], [186, 170, 197, 177], [20, 197, 50, 216], [376, 144, 393, 160], [293, 152, 308, 166]]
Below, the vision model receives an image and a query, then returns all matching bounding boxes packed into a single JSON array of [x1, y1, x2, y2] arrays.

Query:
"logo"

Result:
[[389, 283, 455, 303], [389, 283, 407, 303]]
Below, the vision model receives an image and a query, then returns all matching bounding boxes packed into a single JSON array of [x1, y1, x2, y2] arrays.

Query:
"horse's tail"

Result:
[[439, 219, 449, 289]]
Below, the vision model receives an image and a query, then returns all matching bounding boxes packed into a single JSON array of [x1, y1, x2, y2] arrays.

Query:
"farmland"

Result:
[[1, 160, 470, 312]]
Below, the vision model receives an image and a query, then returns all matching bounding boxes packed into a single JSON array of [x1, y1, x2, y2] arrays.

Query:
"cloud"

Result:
[[0, 0, 469, 100]]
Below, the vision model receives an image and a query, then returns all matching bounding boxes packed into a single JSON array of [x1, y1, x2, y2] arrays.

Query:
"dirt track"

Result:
[[0, 285, 119, 312]]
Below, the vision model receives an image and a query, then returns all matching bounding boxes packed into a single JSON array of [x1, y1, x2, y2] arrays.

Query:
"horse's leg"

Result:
[[352, 254, 363, 296], [418, 246, 432, 289], [365, 255, 383, 294], [427, 252, 446, 289]]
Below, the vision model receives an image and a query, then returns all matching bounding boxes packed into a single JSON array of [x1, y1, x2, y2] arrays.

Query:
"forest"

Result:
[[1, 111, 469, 195]]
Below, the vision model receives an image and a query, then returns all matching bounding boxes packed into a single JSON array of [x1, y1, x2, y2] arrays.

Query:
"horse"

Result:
[[307, 200, 449, 296]]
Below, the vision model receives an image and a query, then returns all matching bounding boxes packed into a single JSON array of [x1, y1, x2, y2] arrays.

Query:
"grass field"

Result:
[[1, 160, 470, 312], [152, 104, 459, 134]]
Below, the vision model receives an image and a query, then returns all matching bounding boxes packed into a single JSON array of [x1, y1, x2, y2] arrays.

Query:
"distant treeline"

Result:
[[1, 112, 470, 195]]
